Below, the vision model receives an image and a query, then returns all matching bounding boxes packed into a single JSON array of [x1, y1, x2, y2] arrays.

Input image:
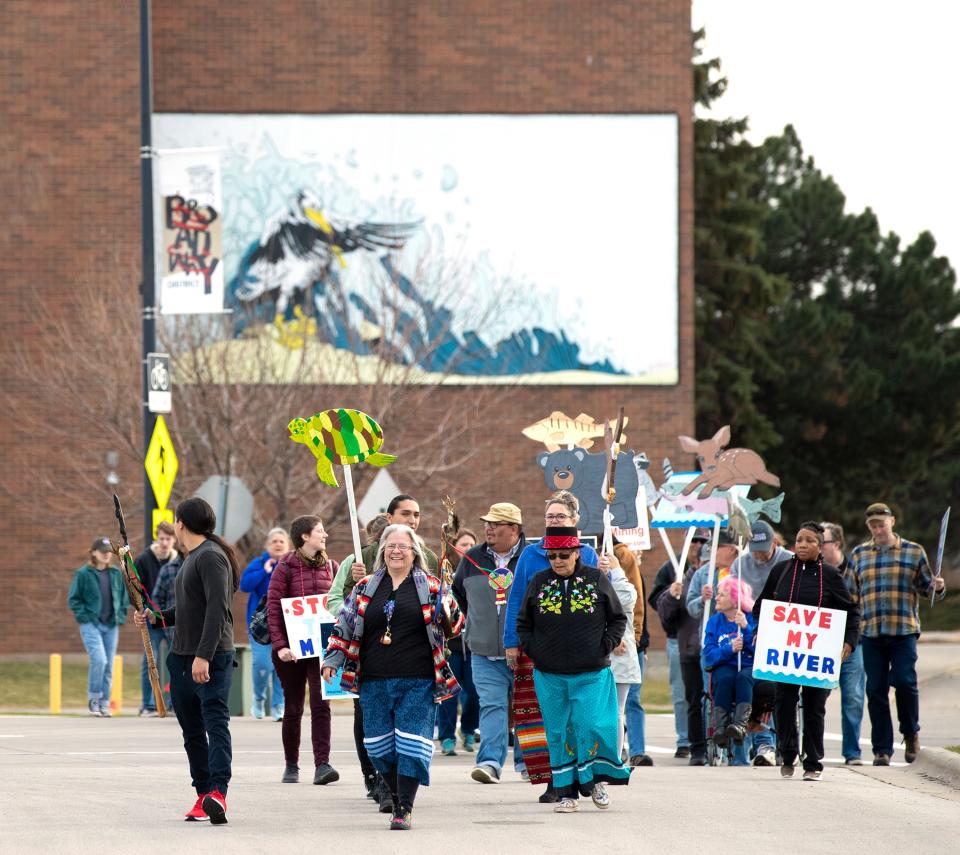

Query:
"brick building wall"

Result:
[[0, 1, 694, 654]]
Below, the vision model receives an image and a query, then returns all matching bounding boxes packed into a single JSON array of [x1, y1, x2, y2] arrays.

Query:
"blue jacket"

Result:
[[503, 538, 599, 649], [703, 611, 756, 670], [239, 552, 275, 626]]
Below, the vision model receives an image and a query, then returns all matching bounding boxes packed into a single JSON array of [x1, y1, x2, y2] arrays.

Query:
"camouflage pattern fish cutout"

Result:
[[288, 408, 397, 487]]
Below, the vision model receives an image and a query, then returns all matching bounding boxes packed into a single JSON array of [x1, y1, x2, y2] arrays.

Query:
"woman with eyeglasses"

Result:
[[516, 526, 630, 814], [503, 490, 600, 801], [266, 515, 340, 787], [322, 523, 464, 831]]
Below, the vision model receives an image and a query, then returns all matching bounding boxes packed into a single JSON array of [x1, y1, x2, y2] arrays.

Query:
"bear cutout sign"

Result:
[[536, 447, 640, 533]]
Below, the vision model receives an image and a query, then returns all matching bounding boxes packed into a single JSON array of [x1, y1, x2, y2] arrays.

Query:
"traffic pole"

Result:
[[140, 0, 158, 546]]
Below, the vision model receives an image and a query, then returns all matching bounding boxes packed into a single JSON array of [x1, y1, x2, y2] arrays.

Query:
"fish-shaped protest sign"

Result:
[[288, 408, 397, 560], [738, 492, 785, 524]]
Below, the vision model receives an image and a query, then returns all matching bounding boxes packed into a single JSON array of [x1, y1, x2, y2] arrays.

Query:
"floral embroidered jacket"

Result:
[[516, 562, 626, 675], [322, 565, 465, 702]]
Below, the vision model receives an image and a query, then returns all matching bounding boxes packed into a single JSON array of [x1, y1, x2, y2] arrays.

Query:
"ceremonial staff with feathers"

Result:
[[112, 494, 167, 717]]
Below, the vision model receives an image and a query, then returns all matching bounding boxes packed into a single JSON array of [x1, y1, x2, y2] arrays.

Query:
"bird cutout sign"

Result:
[[632, 452, 660, 508], [522, 411, 628, 452], [288, 408, 397, 561], [678, 425, 780, 498]]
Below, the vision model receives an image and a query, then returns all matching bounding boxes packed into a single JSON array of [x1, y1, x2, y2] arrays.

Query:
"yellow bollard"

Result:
[[110, 654, 123, 715], [49, 653, 62, 715]]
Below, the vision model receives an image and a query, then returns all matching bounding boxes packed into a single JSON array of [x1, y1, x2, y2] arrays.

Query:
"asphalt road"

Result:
[[1, 643, 957, 854]]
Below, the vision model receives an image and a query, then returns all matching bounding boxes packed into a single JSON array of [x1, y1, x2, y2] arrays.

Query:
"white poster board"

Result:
[[280, 594, 351, 699], [752, 599, 847, 690], [613, 496, 652, 551]]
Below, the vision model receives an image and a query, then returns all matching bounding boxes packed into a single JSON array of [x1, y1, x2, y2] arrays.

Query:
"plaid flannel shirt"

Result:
[[851, 536, 940, 638], [151, 558, 181, 612]]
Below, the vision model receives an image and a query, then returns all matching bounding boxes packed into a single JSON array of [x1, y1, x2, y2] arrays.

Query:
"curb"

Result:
[[906, 747, 960, 790]]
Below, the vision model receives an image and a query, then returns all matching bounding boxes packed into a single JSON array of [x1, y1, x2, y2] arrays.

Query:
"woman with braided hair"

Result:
[[753, 521, 860, 781]]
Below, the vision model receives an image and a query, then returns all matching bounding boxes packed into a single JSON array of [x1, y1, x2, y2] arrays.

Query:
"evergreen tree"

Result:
[[692, 33, 787, 454], [750, 127, 960, 544], [694, 33, 960, 547]]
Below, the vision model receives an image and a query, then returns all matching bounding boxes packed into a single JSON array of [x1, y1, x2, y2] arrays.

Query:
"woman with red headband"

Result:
[[515, 526, 630, 813]]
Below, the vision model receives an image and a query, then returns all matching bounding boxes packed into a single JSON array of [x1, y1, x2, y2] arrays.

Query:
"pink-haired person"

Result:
[[702, 577, 756, 748]]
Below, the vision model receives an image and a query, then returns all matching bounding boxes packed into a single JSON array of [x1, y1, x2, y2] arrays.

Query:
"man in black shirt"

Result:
[[135, 498, 240, 825]]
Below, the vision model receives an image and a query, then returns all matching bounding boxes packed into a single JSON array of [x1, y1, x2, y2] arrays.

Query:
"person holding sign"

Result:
[[322, 524, 463, 831], [703, 577, 756, 750], [266, 515, 340, 786], [752, 521, 860, 781]]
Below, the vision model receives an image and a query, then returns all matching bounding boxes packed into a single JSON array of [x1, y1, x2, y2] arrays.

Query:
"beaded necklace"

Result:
[[380, 572, 411, 646], [786, 556, 824, 609]]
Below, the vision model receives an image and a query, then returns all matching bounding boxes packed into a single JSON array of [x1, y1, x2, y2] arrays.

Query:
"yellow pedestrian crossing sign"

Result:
[[145, 415, 178, 509]]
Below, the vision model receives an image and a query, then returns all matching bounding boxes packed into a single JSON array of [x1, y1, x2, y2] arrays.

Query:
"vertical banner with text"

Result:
[[156, 147, 224, 314]]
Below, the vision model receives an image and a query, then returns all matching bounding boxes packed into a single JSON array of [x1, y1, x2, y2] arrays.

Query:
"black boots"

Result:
[[725, 703, 752, 745], [712, 707, 731, 747]]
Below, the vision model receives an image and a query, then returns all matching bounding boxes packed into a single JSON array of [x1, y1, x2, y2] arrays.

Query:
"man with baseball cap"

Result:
[[452, 502, 527, 784], [68, 537, 130, 716], [726, 520, 793, 766], [851, 503, 946, 765]]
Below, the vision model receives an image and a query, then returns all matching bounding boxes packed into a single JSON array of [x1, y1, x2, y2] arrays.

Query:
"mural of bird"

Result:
[[238, 189, 421, 324]]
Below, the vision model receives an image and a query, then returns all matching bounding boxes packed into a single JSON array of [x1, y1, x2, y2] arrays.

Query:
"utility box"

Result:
[[228, 644, 253, 717]]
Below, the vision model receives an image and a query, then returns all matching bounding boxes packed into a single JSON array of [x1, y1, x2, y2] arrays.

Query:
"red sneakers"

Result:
[[202, 791, 228, 825], [184, 796, 208, 822]]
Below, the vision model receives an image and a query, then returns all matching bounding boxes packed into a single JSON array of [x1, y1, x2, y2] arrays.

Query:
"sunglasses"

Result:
[[546, 551, 575, 560]]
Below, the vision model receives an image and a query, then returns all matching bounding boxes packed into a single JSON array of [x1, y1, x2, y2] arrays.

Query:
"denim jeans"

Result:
[[625, 650, 646, 756], [437, 649, 480, 740], [79, 622, 119, 702], [666, 638, 689, 748], [250, 638, 283, 712], [168, 650, 234, 795], [839, 644, 865, 760], [862, 634, 920, 756], [140, 622, 171, 712], [471, 655, 521, 774]]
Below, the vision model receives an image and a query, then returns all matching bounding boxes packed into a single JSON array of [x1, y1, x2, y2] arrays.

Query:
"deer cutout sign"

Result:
[[678, 425, 780, 498]]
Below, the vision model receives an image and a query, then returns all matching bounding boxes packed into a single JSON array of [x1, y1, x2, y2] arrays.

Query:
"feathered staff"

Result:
[[601, 407, 627, 558], [436, 496, 461, 627], [112, 494, 166, 717]]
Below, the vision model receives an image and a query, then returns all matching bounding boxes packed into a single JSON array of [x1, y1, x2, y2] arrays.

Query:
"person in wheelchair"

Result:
[[703, 577, 756, 750]]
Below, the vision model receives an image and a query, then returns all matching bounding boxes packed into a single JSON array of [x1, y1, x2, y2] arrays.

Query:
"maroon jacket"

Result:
[[267, 550, 338, 652]]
